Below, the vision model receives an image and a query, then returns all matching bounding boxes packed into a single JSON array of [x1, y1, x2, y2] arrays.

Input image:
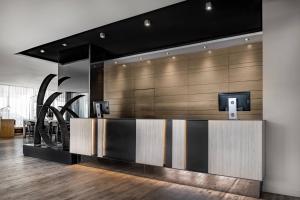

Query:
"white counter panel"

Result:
[[97, 119, 106, 157], [136, 119, 166, 166], [172, 120, 186, 169], [70, 118, 96, 156], [208, 120, 265, 180]]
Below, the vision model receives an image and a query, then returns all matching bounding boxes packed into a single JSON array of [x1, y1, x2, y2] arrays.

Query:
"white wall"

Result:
[[263, 0, 300, 197]]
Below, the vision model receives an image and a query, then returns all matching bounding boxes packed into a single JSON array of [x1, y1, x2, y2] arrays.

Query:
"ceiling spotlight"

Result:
[[244, 38, 249, 41], [62, 43, 67, 47], [114, 61, 118, 64], [172, 56, 176, 60], [203, 45, 207, 49], [144, 19, 151, 27], [122, 64, 127, 68], [40, 49, 45, 53], [205, 1, 213, 11], [99, 32, 106, 39]]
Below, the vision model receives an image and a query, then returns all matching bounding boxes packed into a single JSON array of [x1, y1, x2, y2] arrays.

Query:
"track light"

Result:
[[99, 32, 106, 39], [206, 1, 212, 11], [144, 19, 151, 27]]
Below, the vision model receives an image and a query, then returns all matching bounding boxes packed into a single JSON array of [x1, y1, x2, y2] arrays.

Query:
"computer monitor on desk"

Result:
[[93, 101, 110, 118], [218, 92, 250, 119]]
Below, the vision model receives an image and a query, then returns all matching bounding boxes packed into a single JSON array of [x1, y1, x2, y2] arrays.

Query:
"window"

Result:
[[0, 84, 65, 127]]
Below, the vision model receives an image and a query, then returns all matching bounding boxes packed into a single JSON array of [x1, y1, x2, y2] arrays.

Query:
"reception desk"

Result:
[[70, 118, 265, 181]]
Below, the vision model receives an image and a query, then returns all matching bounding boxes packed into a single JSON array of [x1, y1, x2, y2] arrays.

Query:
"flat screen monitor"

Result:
[[93, 101, 110, 118], [218, 92, 250, 111]]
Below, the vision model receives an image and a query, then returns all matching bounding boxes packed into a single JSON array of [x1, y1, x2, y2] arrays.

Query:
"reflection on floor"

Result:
[[80, 157, 261, 198], [0, 137, 298, 200]]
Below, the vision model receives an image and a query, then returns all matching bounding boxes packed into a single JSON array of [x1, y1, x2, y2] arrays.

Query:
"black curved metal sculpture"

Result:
[[60, 95, 85, 115], [34, 74, 57, 145], [34, 75, 84, 151], [58, 76, 70, 86], [35, 92, 62, 148], [59, 107, 79, 118], [49, 106, 70, 150]]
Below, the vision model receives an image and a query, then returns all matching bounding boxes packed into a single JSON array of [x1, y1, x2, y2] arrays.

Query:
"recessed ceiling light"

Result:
[[100, 32, 106, 39], [40, 49, 45, 53], [208, 50, 212, 54], [147, 60, 151, 64], [245, 38, 249, 41], [122, 64, 127, 68], [203, 45, 207, 49], [62, 43, 67, 47], [247, 44, 253, 49], [172, 56, 176, 60], [206, 1, 212, 11], [144, 19, 151, 27], [114, 61, 118, 64]]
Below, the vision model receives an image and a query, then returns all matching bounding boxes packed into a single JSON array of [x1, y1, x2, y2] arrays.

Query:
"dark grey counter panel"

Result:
[[105, 119, 136, 162], [186, 120, 208, 173], [165, 120, 173, 168]]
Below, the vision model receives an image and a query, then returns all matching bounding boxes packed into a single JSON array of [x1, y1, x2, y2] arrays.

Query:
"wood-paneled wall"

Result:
[[104, 42, 262, 120]]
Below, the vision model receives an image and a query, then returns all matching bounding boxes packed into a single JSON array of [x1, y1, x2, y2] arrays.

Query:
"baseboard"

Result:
[[263, 181, 300, 198], [23, 144, 80, 164]]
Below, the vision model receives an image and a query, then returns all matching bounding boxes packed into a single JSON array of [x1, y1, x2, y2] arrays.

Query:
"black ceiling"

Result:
[[19, 0, 262, 64]]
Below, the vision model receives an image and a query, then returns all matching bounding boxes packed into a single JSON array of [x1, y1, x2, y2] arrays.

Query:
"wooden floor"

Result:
[[0, 138, 298, 200]]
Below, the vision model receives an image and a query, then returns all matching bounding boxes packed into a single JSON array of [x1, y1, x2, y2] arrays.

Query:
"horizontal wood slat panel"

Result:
[[155, 86, 188, 96], [229, 66, 262, 82], [104, 42, 262, 120], [188, 70, 229, 85], [188, 83, 228, 94]]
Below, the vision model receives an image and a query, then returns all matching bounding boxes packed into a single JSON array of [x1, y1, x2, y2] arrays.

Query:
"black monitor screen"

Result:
[[218, 92, 250, 111], [93, 101, 110, 117]]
